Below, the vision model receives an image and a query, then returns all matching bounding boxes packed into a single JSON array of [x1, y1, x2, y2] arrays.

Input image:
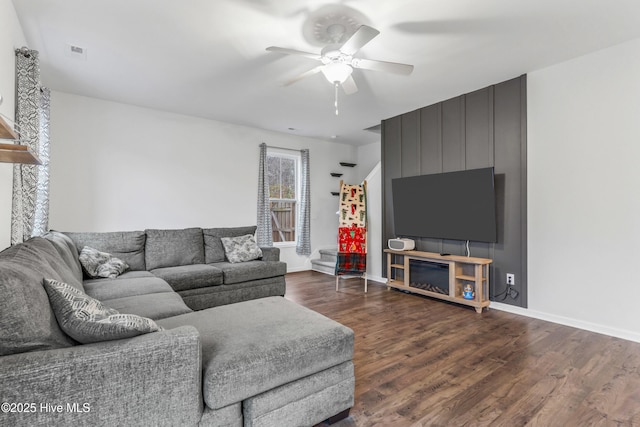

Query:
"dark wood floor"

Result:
[[285, 271, 640, 427]]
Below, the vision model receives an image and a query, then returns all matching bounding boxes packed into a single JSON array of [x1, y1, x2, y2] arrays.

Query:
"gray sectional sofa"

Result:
[[0, 230, 355, 426], [63, 226, 287, 311]]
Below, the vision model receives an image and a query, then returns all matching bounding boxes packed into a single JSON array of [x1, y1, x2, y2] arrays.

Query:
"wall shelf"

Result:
[[339, 162, 356, 167], [0, 115, 18, 139], [0, 116, 41, 165], [0, 143, 41, 165]]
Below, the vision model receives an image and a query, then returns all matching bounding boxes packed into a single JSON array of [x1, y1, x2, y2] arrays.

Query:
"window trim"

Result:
[[267, 148, 301, 244]]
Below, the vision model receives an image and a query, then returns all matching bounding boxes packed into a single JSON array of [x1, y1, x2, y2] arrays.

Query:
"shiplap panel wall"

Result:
[[382, 75, 527, 307]]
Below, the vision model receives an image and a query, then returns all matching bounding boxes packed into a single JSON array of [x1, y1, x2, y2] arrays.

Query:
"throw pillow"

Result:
[[203, 226, 257, 263], [79, 246, 129, 279], [65, 231, 147, 271], [220, 234, 263, 263], [43, 278, 163, 344]]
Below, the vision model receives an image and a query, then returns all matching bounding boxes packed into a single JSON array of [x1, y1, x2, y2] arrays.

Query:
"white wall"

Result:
[[355, 142, 383, 283], [356, 141, 381, 182], [363, 162, 382, 283], [526, 37, 640, 342], [48, 92, 358, 271], [0, 0, 27, 249]]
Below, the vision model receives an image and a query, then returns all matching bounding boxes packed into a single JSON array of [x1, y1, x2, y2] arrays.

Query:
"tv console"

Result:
[[385, 249, 492, 313]]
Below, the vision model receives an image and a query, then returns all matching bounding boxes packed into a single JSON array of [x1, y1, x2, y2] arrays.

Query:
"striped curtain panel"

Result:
[[296, 149, 311, 256], [256, 143, 273, 247], [11, 48, 50, 245]]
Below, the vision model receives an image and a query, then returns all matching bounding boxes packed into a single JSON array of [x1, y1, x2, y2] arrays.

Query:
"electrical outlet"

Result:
[[506, 273, 515, 285]]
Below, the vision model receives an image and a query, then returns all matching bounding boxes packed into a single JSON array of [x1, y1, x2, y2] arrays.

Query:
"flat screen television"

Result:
[[392, 167, 497, 243]]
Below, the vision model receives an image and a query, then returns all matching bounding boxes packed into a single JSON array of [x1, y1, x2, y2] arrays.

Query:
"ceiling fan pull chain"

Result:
[[335, 82, 339, 116]]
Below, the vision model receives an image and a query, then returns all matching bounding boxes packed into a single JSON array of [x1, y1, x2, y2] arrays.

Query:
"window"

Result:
[[267, 150, 300, 243]]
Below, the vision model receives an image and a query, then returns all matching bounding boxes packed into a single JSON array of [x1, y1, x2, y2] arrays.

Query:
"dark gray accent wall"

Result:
[[382, 75, 527, 308]]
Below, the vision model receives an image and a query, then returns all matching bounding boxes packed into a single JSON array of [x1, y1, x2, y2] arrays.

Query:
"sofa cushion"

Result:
[[211, 260, 287, 285], [145, 228, 204, 270], [179, 276, 286, 310], [157, 296, 354, 410], [84, 271, 174, 301], [199, 402, 243, 427], [43, 231, 84, 288], [203, 226, 257, 263], [43, 278, 163, 344], [104, 292, 193, 320], [243, 361, 354, 426], [0, 238, 78, 356], [79, 246, 129, 279], [64, 231, 147, 271], [151, 264, 223, 292]]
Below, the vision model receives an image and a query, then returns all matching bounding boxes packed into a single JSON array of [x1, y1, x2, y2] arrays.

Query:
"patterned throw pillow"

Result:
[[79, 246, 129, 279], [43, 278, 163, 344], [220, 234, 263, 263]]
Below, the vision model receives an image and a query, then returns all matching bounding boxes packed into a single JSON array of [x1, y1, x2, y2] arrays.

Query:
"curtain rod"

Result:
[[264, 144, 308, 152]]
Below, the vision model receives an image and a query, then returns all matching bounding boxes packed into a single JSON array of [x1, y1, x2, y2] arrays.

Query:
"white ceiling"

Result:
[[11, 0, 640, 146]]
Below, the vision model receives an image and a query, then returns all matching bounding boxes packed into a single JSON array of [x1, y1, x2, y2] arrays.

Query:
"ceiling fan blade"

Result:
[[339, 25, 380, 56], [266, 46, 322, 61], [283, 65, 324, 86], [341, 75, 358, 95], [352, 58, 414, 75]]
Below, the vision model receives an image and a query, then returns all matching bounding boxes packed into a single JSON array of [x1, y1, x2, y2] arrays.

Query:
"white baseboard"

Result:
[[286, 266, 312, 273], [366, 275, 386, 284], [490, 302, 640, 344]]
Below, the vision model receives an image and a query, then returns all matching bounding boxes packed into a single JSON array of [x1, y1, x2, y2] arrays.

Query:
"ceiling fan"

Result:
[[266, 25, 413, 113]]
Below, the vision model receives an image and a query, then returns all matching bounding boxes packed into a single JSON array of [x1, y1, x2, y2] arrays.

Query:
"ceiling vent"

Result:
[[65, 44, 87, 60]]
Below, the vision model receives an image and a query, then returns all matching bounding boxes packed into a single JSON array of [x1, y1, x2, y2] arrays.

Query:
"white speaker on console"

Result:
[[388, 238, 415, 251]]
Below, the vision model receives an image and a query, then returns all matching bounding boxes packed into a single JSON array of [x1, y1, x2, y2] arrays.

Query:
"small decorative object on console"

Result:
[[463, 284, 475, 300], [388, 238, 415, 251]]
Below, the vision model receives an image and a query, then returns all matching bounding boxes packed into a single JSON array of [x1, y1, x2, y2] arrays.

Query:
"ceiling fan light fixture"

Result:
[[267, 23, 413, 115], [322, 62, 352, 84]]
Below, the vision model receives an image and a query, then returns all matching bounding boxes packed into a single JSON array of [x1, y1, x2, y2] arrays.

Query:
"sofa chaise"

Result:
[[0, 231, 355, 426]]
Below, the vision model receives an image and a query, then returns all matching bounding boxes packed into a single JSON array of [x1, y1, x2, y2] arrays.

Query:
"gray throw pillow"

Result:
[[64, 231, 147, 271], [203, 226, 257, 263], [79, 246, 129, 279], [220, 234, 263, 263], [43, 279, 163, 344]]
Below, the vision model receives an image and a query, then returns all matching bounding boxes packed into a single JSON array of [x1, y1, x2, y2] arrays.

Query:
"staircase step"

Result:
[[318, 248, 338, 262], [319, 248, 338, 255], [311, 258, 336, 276]]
